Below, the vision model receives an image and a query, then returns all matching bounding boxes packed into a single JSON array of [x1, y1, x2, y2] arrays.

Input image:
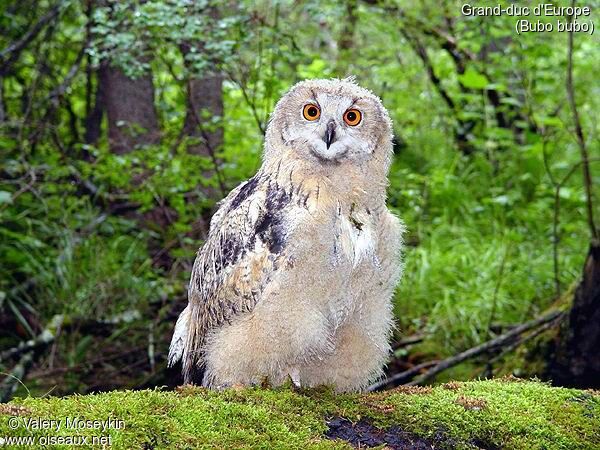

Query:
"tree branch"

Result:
[[0, 315, 64, 363], [0, 352, 33, 402], [371, 310, 566, 390], [0, 3, 62, 75], [367, 360, 439, 391], [406, 310, 565, 386], [47, 43, 87, 104], [399, 28, 456, 112], [392, 333, 425, 350]]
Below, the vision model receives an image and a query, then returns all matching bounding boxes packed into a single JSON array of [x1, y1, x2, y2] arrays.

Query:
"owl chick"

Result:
[[169, 78, 404, 392]]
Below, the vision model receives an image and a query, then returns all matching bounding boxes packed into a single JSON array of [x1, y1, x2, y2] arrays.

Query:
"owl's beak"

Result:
[[324, 120, 336, 148]]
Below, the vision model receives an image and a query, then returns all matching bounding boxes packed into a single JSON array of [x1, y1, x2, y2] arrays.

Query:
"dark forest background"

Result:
[[1, 0, 598, 401]]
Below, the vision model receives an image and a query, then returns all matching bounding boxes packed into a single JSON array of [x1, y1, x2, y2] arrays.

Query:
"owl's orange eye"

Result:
[[343, 109, 362, 126], [303, 104, 320, 121]]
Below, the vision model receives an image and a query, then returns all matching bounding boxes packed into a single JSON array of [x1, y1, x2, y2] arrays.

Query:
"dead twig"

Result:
[[487, 316, 562, 367], [0, 352, 34, 402], [368, 360, 439, 391], [406, 310, 566, 386], [392, 333, 425, 350], [0, 315, 63, 364], [0, 3, 62, 74], [47, 43, 87, 105], [368, 311, 565, 391]]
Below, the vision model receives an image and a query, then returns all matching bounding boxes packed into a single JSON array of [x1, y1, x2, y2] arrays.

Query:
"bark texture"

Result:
[[99, 65, 160, 154], [549, 242, 600, 388], [183, 72, 224, 157]]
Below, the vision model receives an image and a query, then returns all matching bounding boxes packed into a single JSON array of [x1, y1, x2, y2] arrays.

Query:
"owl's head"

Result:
[[264, 78, 393, 171]]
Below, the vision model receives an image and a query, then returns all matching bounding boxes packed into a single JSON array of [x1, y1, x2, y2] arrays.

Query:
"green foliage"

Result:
[[2, 379, 599, 449], [458, 68, 489, 90], [91, 1, 239, 78], [390, 146, 589, 354], [0, 0, 598, 394]]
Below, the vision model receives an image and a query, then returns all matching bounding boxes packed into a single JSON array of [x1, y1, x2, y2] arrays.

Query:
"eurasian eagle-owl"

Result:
[[169, 78, 404, 392]]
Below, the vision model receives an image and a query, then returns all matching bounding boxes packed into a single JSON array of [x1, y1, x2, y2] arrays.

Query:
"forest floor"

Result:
[[1, 377, 598, 449]]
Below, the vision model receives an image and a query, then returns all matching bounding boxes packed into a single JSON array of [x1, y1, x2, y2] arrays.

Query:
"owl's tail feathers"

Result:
[[168, 305, 190, 368]]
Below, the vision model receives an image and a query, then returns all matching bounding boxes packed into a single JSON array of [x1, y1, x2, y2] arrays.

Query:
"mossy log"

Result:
[[0, 378, 598, 449]]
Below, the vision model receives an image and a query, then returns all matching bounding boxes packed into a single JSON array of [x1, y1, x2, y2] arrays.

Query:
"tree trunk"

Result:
[[180, 31, 224, 160], [182, 72, 224, 157], [99, 65, 160, 154], [180, 3, 224, 160], [99, 64, 174, 252], [180, 38, 226, 242], [549, 242, 600, 388], [84, 65, 104, 146]]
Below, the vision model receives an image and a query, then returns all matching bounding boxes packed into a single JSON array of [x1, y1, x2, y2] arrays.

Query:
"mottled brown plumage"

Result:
[[169, 78, 404, 391]]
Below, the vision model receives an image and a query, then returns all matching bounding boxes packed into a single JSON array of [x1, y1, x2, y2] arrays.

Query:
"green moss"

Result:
[[0, 379, 598, 449], [369, 380, 600, 449]]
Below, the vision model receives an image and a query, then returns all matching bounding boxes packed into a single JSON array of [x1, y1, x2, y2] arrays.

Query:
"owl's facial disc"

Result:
[[284, 94, 376, 163], [266, 79, 393, 172]]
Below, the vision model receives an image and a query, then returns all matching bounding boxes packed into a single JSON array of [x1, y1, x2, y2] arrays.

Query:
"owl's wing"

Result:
[[168, 173, 303, 383]]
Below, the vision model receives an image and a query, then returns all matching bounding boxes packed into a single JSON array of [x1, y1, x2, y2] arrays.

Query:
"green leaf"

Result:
[[491, 195, 510, 205], [0, 191, 12, 204], [458, 68, 489, 89], [538, 116, 562, 127], [500, 97, 523, 107]]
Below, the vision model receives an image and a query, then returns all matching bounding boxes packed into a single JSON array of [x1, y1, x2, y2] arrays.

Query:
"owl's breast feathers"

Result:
[[169, 164, 383, 382]]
